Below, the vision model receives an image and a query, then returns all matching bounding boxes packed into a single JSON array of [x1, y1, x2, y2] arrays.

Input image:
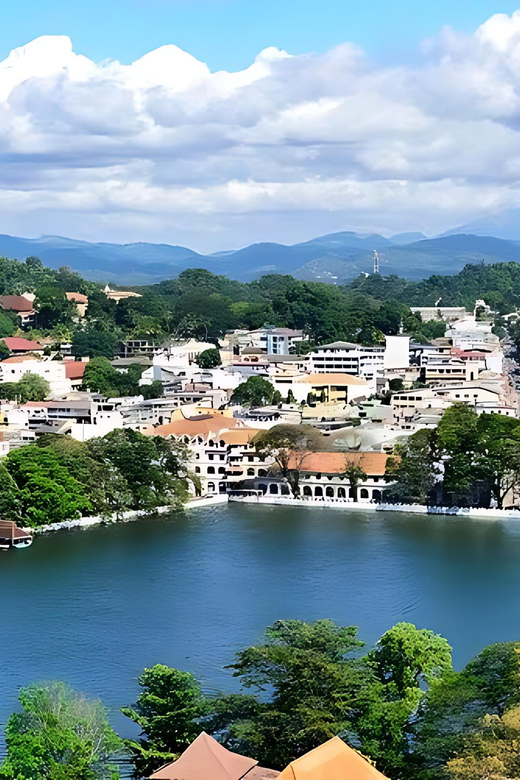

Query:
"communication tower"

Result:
[[373, 250, 380, 274]]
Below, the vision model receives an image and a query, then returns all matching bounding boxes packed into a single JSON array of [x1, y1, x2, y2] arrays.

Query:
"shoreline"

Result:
[[24, 493, 520, 536], [25, 494, 228, 535]]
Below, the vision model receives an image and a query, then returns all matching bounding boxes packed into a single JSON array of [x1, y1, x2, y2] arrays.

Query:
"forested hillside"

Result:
[[2, 256, 520, 355]]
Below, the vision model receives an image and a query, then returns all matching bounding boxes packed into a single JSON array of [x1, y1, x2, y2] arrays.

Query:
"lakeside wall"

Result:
[[26, 494, 228, 534]]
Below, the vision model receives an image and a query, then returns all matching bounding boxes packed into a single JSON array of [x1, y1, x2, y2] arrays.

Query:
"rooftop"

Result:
[[299, 373, 368, 386], [278, 736, 388, 780], [2, 337, 44, 352], [150, 732, 278, 780], [0, 295, 35, 313], [288, 451, 388, 476]]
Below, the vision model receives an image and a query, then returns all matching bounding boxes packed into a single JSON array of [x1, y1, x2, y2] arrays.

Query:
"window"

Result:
[[269, 484, 279, 494], [218, 467, 226, 474], [373, 489, 382, 502], [247, 468, 255, 476], [338, 487, 346, 499], [207, 482, 215, 493], [303, 486, 312, 496], [326, 486, 334, 497], [360, 488, 369, 499], [195, 467, 201, 474], [207, 466, 215, 474], [315, 486, 323, 497]]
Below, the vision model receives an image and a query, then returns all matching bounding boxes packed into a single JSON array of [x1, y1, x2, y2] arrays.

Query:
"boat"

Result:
[[0, 520, 33, 549]]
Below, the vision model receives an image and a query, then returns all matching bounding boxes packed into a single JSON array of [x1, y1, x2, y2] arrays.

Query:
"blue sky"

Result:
[[3, 0, 520, 69]]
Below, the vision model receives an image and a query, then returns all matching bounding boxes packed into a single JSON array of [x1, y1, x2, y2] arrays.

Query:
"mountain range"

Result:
[[2, 220, 520, 286]]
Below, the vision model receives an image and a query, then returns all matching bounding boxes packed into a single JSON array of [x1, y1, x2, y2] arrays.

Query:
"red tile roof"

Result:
[[2, 337, 43, 352], [64, 361, 87, 379], [0, 295, 34, 313]]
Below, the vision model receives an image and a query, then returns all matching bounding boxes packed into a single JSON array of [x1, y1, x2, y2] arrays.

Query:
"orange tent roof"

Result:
[[277, 737, 388, 780], [288, 452, 388, 476], [149, 732, 258, 780]]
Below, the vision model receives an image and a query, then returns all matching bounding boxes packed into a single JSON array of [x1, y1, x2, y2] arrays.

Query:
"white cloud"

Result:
[[3, 18, 520, 249]]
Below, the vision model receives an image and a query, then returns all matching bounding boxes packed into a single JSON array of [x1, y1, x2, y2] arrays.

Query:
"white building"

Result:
[[0, 356, 72, 396]]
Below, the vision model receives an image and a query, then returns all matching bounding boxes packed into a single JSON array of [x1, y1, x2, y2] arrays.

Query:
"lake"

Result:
[[3, 503, 520, 751]]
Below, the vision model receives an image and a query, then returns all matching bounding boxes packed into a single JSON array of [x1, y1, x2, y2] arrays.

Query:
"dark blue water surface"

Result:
[[2, 503, 520, 741]]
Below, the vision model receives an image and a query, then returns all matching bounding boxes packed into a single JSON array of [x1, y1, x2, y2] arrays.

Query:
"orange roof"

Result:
[[278, 737, 388, 780], [288, 451, 388, 476], [298, 373, 368, 386], [219, 429, 262, 445], [150, 732, 258, 780], [153, 416, 242, 438], [65, 292, 88, 304], [64, 361, 87, 379], [1, 355, 40, 363]]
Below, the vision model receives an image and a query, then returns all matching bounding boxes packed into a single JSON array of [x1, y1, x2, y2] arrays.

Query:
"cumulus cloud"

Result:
[[3, 17, 520, 249]]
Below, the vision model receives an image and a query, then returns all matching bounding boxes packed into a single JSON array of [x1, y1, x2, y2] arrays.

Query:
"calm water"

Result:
[[3, 504, 520, 743]]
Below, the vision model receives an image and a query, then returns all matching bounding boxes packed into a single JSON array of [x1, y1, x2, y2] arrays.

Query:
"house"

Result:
[[0, 294, 36, 327], [0, 356, 71, 395], [149, 732, 279, 780], [1, 337, 44, 356], [65, 292, 88, 317], [103, 285, 142, 303]]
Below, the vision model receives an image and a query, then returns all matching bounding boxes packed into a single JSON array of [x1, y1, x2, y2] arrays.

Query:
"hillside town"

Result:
[[1, 285, 516, 512]]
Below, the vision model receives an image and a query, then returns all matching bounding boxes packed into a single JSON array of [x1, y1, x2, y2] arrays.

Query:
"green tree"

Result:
[[385, 429, 439, 504], [5, 447, 91, 527], [121, 665, 209, 776], [0, 463, 22, 521], [87, 429, 189, 511], [141, 380, 164, 400], [82, 358, 120, 396], [196, 348, 222, 369], [17, 373, 50, 402], [231, 376, 276, 408], [343, 456, 367, 502], [34, 285, 74, 329], [1, 374, 50, 403], [0, 682, 122, 780], [475, 414, 520, 508], [0, 311, 15, 339], [254, 424, 323, 496], [414, 642, 520, 778], [0, 338, 10, 359], [72, 329, 119, 359]]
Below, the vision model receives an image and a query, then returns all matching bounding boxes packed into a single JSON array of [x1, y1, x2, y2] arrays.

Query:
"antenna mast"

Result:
[[373, 250, 380, 275]]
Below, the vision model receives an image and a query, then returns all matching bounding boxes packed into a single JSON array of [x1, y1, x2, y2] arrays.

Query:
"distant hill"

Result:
[[444, 209, 520, 241], [1, 230, 520, 285]]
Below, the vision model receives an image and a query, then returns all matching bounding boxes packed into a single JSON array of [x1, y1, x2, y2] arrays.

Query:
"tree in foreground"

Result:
[[121, 665, 209, 776], [0, 682, 122, 780], [254, 424, 323, 496], [123, 619, 454, 777], [343, 455, 367, 502]]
